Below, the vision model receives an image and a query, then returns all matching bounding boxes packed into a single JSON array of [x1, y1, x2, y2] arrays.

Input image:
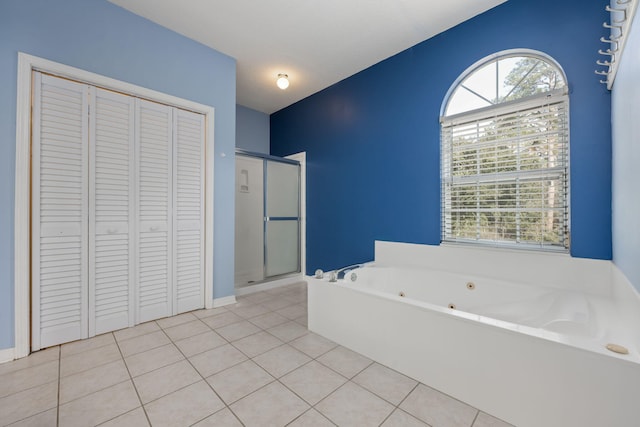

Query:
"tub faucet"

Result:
[[329, 264, 364, 282]]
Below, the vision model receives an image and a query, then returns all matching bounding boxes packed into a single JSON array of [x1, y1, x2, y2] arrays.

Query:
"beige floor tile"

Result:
[[118, 330, 171, 357], [206, 360, 274, 404], [113, 321, 160, 342], [260, 296, 296, 311], [174, 330, 227, 357], [276, 303, 307, 320], [201, 311, 244, 329], [241, 291, 274, 304], [163, 319, 210, 342], [99, 407, 150, 426], [286, 293, 308, 304], [216, 320, 260, 341], [282, 282, 307, 291], [381, 409, 430, 427], [192, 408, 243, 426], [124, 343, 184, 377], [231, 331, 283, 358], [266, 321, 308, 342], [281, 360, 346, 405], [352, 363, 418, 405], [193, 306, 228, 319], [156, 312, 198, 329], [265, 286, 292, 296], [253, 344, 311, 378], [289, 333, 337, 358], [7, 408, 57, 427], [1, 288, 506, 427], [0, 382, 58, 425], [0, 360, 58, 398], [189, 344, 248, 377], [400, 384, 478, 427], [473, 412, 515, 427], [294, 315, 308, 327], [133, 359, 201, 403], [247, 311, 289, 329], [61, 333, 115, 357], [0, 347, 59, 377], [230, 381, 309, 427], [317, 345, 372, 379], [227, 303, 271, 319], [60, 343, 122, 377], [226, 298, 256, 309], [288, 409, 335, 427], [267, 285, 301, 296], [60, 359, 129, 404], [58, 380, 140, 427], [144, 381, 224, 427], [316, 382, 394, 427]]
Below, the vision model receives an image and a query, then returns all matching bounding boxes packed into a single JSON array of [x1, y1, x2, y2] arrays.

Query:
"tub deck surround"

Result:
[[308, 241, 640, 427], [341, 265, 638, 360]]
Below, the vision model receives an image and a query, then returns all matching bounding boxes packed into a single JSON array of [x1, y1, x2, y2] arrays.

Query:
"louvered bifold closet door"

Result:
[[89, 88, 135, 335], [32, 73, 89, 350], [136, 99, 173, 323], [173, 109, 205, 313]]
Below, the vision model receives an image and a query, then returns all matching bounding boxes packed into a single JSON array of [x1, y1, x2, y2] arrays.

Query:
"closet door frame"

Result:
[[14, 53, 215, 359]]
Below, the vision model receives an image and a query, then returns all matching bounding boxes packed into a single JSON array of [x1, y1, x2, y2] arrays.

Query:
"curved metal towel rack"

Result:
[[596, 0, 638, 90]]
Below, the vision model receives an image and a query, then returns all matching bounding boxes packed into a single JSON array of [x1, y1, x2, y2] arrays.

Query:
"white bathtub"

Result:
[[307, 242, 640, 427]]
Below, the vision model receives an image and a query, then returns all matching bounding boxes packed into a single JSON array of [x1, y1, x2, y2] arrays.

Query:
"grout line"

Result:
[[0, 361, 60, 400], [112, 321, 162, 343], [187, 406, 246, 427], [58, 354, 122, 379], [376, 409, 395, 426], [113, 331, 153, 427], [56, 345, 61, 427], [284, 407, 336, 426], [395, 382, 420, 409], [0, 347, 59, 378], [95, 406, 143, 426], [168, 322, 240, 422], [470, 408, 480, 427], [222, 402, 248, 427]]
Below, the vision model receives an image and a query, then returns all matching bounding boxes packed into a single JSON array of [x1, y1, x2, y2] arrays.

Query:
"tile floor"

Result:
[[0, 282, 514, 427]]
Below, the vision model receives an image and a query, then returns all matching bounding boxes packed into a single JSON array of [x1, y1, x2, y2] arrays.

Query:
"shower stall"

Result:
[[235, 151, 302, 288]]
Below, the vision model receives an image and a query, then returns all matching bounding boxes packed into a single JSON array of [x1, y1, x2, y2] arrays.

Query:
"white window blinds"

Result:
[[441, 93, 570, 251]]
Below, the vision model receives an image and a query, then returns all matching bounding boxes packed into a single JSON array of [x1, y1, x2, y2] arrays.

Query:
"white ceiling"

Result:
[[109, 0, 507, 114]]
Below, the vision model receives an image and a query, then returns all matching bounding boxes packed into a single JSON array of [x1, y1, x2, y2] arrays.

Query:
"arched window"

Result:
[[440, 50, 569, 251]]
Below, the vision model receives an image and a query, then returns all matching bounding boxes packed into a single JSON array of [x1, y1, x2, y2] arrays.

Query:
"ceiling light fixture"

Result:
[[276, 73, 289, 90]]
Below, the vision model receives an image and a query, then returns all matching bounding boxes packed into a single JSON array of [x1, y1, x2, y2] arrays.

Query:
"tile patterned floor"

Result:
[[0, 282, 514, 427]]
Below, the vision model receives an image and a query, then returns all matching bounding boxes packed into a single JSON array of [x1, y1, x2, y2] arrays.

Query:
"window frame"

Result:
[[440, 50, 570, 252]]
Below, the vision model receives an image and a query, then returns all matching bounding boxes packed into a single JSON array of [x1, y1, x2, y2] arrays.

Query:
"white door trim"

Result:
[[15, 52, 215, 359], [286, 152, 306, 277]]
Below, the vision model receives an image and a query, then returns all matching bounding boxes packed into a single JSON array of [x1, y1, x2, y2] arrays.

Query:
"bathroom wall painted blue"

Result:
[[0, 0, 236, 350], [236, 105, 270, 154], [612, 8, 640, 292], [271, 0, 612, 273]]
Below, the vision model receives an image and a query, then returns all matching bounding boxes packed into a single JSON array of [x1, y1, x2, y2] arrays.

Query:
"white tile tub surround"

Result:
[[308, 241, 640, 427]]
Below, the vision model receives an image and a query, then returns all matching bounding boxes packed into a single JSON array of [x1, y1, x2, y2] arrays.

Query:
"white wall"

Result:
[[612, 8, 640, 292]]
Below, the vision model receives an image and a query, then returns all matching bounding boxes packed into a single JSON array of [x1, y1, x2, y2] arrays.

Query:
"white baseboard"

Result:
[[235, 275, 305, 296], [0, 347, 15, 364], [212, 295, 237, 308]]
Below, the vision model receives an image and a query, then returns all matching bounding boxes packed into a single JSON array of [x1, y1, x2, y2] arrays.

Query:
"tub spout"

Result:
[[329, 264, 365, 282]]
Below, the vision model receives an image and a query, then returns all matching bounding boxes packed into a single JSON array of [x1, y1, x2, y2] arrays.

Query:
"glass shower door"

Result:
[[264, 160, 300, 278]]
